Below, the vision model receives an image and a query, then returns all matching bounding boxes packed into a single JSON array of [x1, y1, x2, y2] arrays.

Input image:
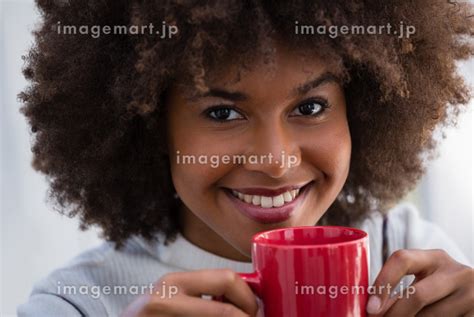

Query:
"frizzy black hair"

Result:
[[19, 0, 473, 247]]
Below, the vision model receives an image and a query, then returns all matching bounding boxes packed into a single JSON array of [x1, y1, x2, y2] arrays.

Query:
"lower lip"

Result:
[[224, 183, 312, 224]]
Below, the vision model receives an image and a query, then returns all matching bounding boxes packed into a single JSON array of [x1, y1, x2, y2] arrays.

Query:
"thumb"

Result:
[[256, 297, 264, 317]]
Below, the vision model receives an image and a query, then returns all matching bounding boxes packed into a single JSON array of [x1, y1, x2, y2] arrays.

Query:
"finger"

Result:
[[416, 288, 474, 317], [161, 269, 258, 316], [366, 249, 448, 315], [386, 263, 472, 316], [383, 271, 458, 317], [368, 295, 398, 317], [256, 297, 264, 317], [463, 309, 474, 317], [148, 294, 250, 317]]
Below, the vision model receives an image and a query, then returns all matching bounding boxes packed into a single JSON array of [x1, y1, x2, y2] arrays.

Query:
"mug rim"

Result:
[[251, 225, 368, 248]]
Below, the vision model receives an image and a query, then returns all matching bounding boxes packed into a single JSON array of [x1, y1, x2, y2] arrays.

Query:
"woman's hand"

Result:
[[120, 269, 259, 317], [366, 249, 474, 317]]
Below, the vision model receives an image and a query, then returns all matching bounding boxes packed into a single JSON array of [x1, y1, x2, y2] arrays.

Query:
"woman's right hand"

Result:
[[120, 269, 259, 317]]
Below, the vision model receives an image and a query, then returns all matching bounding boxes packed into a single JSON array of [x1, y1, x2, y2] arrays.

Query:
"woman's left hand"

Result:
[[366, 249, 474, 317]]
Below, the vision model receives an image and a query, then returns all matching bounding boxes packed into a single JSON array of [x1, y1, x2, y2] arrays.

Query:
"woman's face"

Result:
[[167, 46, 351, 261]]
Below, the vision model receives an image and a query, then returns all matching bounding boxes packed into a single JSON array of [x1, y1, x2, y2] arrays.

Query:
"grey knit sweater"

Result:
[[17, 203, 470, 316]]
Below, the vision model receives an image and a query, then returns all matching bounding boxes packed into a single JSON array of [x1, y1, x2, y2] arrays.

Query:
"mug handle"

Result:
[[212, 272, 262, 302], [238, 272, 262, 298]]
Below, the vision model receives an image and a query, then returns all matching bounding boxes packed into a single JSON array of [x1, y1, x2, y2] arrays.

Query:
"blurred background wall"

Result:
[[1, 0, 472, 315]]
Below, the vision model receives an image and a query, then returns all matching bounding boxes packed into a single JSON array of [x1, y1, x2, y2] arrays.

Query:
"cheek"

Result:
[[300, 121, 351, 182], [167, 125, 237, 207], [170, 158, 230, 199]]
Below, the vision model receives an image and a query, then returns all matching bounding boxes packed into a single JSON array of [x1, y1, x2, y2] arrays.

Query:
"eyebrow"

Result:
[[191, 71, 339, 101], [292, 72, 339, 96], [199, 89, 248, 101]]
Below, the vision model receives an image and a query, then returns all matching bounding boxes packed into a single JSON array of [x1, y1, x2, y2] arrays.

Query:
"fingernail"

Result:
[[366, 295, 381, 314]]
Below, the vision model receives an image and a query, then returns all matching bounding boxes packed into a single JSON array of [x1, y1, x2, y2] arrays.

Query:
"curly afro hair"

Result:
[[19, 0, 473, 248]]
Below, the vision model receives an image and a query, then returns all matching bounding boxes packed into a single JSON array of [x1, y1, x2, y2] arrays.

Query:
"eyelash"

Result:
[[203, 98, 331, 122], [203, 105, 244, 122]]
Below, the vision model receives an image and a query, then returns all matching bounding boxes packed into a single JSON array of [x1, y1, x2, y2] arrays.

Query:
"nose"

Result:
[[243, 119, 301, 178]]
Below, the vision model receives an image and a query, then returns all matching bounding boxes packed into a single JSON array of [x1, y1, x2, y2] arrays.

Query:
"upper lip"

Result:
[[227, 181, 313, 196]]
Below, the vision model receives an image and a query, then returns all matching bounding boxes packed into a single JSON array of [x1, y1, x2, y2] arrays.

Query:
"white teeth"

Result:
[[252, 195, 261, 205], [232, 187, 304, 208], [261, 196, 273, 208], [283, 191, 293, 202], [243, 194, 252, 203], [272, 194, 285, 207]]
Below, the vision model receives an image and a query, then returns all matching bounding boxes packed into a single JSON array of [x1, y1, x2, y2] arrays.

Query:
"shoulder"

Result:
[[17, 235, 165, 316], [359, 202, 470, 265], [354, 202, 470, 284], [386, 202, 469, 265], [355, 201, 419, 233], [17, 242, 113, 316]]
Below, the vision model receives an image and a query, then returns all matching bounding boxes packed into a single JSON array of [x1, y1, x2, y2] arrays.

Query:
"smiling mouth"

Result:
[[226, 181, 313, 209], [222, 181, 314, 224]]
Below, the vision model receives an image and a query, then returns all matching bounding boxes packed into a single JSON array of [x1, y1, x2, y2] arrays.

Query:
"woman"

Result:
[[18, 0, 473, 316]]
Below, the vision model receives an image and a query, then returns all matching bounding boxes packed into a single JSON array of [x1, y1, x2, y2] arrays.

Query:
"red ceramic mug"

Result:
[[238, 226, 369, 317]]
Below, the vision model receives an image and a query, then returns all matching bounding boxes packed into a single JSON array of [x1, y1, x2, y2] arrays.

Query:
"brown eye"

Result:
[[299, 102, 321, 115], [205, 106, 244, 121], [291, 98, 329, 117]]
